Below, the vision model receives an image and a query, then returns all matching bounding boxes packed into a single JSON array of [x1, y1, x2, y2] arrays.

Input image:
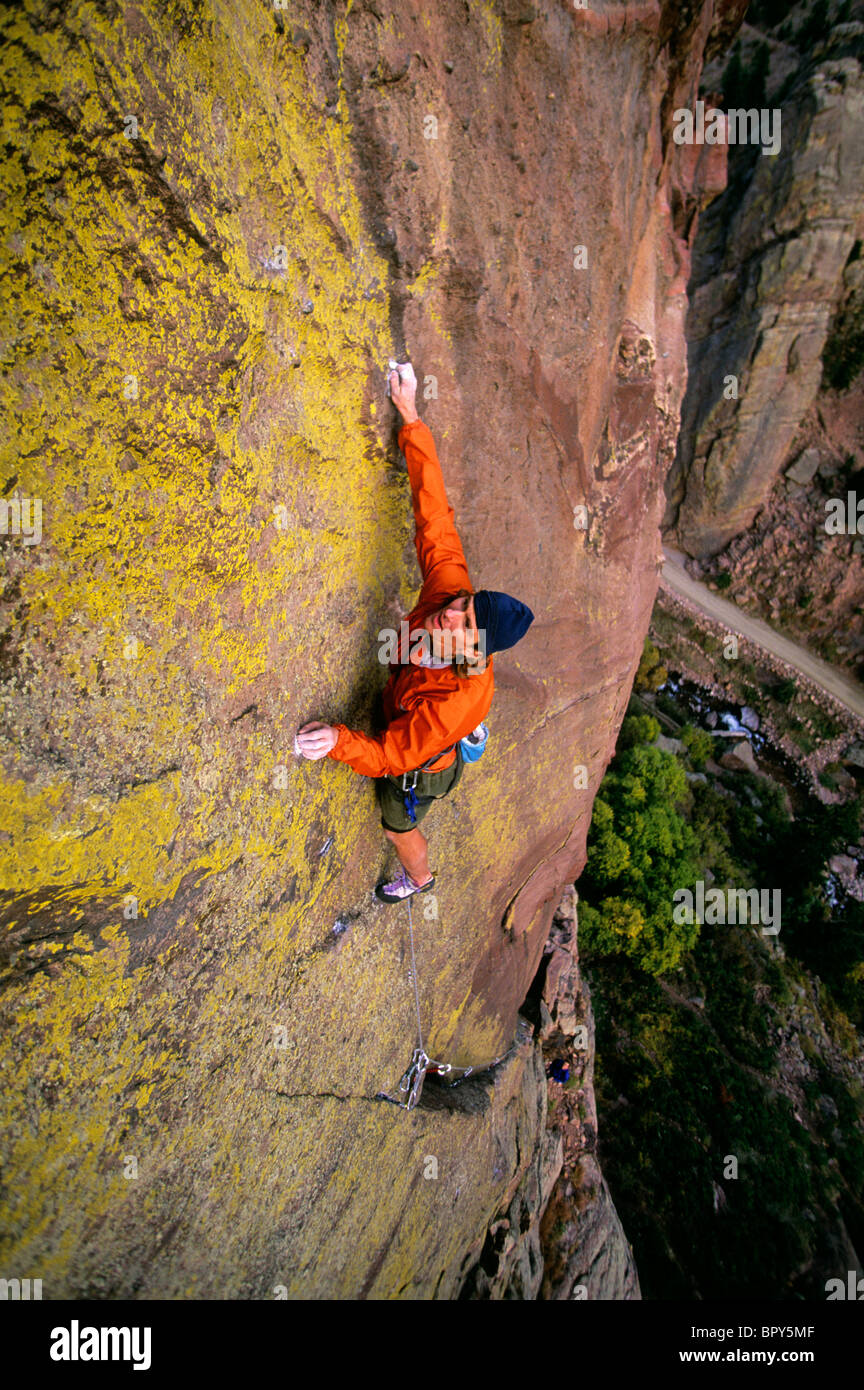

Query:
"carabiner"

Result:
[[399, 1047, 429, 1110]]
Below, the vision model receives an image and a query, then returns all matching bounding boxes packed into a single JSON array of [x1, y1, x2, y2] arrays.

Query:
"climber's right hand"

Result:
[[295, 722, 338, 759], [389, 361, 419, 425]]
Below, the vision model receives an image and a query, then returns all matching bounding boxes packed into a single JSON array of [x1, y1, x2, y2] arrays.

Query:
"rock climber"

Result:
[[295, 361, 534, 903]]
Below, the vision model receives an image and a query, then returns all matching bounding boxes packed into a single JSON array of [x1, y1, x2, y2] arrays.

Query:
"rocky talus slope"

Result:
[[1, 0, 742, 1296]]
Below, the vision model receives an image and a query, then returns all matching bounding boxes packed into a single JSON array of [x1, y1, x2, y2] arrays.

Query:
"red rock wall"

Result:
[[0, 0, 743, 1296]]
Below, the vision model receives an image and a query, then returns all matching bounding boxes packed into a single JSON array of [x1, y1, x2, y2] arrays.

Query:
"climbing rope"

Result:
[[376, 889, 517, 1111]]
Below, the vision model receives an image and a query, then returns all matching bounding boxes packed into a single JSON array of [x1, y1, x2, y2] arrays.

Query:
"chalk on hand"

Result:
[[386, 359, 400, 398], [293, 733, 302, 757]]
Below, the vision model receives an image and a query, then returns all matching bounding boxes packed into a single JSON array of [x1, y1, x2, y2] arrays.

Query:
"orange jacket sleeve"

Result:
[[398, 418, 471, 603], [327, 677, 490, 779], [325, 416, 488, 779]]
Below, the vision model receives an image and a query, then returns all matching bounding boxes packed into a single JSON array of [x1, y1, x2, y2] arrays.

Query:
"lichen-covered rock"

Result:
[[0, 0, 741, 1296]]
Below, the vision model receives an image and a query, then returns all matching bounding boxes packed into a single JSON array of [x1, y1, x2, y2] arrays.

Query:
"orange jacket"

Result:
[[327, 418, 494, 779]]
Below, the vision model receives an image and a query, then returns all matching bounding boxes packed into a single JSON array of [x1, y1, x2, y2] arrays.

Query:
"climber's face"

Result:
[[424, 591, 479, 662]]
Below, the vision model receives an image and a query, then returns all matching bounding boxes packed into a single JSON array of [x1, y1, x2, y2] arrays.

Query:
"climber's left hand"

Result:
[[295, 722, 339, 759]]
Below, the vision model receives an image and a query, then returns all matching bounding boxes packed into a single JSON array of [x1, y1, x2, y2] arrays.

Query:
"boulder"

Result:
[[719, 739, 760, 773], [740, 706, 761, 731], [785, 448, 822, 487], [829, 854, 858, 878]]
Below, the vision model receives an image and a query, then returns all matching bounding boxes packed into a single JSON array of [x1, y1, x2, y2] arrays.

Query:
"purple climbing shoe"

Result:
[[374, 867, 436, 904]]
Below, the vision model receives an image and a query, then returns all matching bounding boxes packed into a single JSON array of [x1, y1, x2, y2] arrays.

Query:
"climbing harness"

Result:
[[399, 723, 489, 824], [399, 746, 455, 825], [376, 887, 517, 1111]]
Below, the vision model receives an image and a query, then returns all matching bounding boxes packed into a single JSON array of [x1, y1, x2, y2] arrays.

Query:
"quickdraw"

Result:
[[402, 772, 420, 825], [376, 887, 516, 1111], [399, 745, 457, 826]]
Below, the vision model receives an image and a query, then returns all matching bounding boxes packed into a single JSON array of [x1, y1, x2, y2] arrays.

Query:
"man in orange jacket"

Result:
[[296, 362, 534, 903]]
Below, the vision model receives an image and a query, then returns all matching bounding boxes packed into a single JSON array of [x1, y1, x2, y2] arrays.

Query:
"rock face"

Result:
[[537, 888, 641, 1300], [665, 25, 864, 558], [0, 0, 742, 1296], [460, 887, 640, 1300]]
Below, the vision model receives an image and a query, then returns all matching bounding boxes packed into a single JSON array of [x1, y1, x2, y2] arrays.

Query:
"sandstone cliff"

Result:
[[461, 887, 641, 1299], [0, 0, 742, 1297], [665, 18, 864, 560]]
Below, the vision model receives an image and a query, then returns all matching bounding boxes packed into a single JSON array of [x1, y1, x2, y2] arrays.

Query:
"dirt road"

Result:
[[660, 547, 864, 721]]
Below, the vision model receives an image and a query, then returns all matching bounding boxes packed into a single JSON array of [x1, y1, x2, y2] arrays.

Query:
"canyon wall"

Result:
[[665, 21, 864, 558], [0, 0, 742, 1296]]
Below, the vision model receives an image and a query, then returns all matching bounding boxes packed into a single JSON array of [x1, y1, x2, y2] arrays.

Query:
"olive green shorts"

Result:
[[377, 746, 464, 833]]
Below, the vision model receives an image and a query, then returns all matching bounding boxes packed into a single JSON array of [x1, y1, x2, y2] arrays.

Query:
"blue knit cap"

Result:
[[472, 590, 534, 658]]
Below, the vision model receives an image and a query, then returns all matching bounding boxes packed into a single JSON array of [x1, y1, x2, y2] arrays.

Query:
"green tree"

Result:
[[681, 723, 715, 770], [634, 638, 668, 693], [722, 42, 744, 107], [581, 743, 701, 974], [798, 0, 830, 49], [579, 896, 645, 957], [619, 713, 660, 750], [774, 677, 798, 704], [586, 798, 632, 880], [746, 41, 771, 107]]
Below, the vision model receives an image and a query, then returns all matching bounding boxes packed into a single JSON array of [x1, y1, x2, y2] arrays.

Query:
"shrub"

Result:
[[748, 0, 794, 29], [681, 723, 716, 769], [619, 713, 661, 750], [774, 677, 798, 705], [635, 638, 668, 693], [797, 0, 830, 50], [581, 744, 701, 975]]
